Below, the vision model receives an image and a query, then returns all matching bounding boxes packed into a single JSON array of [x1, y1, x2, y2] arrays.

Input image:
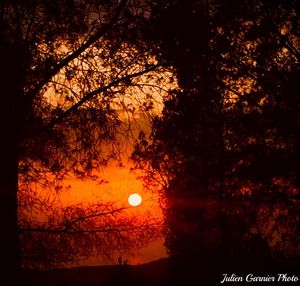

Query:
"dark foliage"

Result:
[[1, 0, 167, 280], [132, 0, 300, 267]]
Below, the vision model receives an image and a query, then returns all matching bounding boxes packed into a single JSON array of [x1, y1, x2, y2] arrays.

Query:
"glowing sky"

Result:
[[59, 162, 167, 265]]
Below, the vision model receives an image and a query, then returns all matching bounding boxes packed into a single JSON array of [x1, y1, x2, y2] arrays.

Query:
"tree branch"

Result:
[[26, 64, 160, 139], [20, 221, 158, 234], [25, 0, 129, 101], [65, 207, 127, 227]]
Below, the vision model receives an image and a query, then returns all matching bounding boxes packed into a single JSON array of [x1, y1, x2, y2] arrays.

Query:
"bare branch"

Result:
[[26, 63, 160, 139], [25, 0, 129, 101]]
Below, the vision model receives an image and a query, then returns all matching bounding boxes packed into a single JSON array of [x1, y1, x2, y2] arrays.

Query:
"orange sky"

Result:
[[37, 46, 179, 266], [58, 161, 167, 266]]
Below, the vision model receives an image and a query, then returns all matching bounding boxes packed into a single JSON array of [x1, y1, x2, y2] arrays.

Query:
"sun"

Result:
[[128, 193, 142, 207]]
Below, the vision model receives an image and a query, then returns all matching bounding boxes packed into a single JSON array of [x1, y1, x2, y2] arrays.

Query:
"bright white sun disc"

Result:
[[128, 193, 142, 207]]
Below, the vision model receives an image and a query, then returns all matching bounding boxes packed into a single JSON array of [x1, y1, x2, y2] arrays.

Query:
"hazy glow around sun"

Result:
[[128, 193, 142, 207]]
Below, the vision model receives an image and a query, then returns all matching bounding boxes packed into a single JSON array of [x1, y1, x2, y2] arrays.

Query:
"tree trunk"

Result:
[[0, 42, 21, 285]]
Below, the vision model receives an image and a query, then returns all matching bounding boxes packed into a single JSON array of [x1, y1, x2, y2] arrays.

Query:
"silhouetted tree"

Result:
[[0, 0, 172, 283], [132, 0, 300, 270]]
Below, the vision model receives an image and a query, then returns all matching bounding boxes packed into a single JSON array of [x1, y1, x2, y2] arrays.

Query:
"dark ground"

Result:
[[21, 254, 300, 286]]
